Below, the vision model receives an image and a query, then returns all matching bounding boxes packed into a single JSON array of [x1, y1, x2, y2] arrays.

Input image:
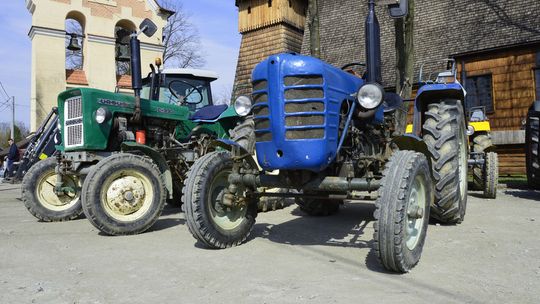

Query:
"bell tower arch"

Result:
[[26, 0, 173, 130]]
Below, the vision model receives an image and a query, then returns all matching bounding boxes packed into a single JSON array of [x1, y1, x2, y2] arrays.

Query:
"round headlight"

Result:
[[234, 95, 252, 117], [467, 125, 475, 136], [357, 83, 384, 110], [95, 107, 109, 124]]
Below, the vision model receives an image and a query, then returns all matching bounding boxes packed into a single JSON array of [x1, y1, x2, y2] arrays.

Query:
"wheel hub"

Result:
[[105, 176, 146, 215], [405, 177, 426, 250]]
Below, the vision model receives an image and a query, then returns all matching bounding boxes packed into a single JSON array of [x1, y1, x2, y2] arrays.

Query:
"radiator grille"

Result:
[[64, 96, 84, 148], [283, 75, 325, 140]]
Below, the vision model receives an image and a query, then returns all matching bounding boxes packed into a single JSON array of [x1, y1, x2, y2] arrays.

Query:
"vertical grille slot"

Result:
[[252, 79, 272, 142], [64, 96, 84, 148]]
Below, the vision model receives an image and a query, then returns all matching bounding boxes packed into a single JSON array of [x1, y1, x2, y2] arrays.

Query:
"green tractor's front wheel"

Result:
[[82, 153, 166, 235], [373, 150, 433, 273], [21, 157, 83, 222], [182, 151, 257, 248]]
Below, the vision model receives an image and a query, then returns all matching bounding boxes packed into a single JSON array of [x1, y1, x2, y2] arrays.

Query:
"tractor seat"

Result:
[[382, 92, 404, 113], [190, 104, 228, 122]]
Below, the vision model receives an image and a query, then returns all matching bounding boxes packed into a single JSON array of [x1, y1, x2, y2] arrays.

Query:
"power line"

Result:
[[0, 81, 10, 101]]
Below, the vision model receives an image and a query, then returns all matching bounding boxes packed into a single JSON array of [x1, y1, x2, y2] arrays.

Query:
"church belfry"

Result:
[[234, 0, 307, 95]]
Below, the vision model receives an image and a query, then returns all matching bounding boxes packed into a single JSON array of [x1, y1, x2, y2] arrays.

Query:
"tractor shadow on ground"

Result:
[[252, 201, 375, 249], [248, 201, 396, 273], [147, 205, 185, 232], [503, 189, 540, 201]]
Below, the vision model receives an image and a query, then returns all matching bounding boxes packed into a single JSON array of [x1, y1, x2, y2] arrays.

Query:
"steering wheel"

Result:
[[168, 80, 204, 105], [341, 62, 366, 70], [341, 62, 367, 79]]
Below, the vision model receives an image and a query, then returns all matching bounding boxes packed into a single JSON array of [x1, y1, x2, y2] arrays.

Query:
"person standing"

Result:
[[5, 138, 19, 178]]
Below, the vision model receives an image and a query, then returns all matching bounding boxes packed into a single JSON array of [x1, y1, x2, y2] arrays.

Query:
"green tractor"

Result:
[[21, 19, 254, 235]]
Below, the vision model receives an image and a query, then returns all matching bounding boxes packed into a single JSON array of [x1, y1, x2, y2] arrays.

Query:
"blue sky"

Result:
[[0, 0, 241, 126]]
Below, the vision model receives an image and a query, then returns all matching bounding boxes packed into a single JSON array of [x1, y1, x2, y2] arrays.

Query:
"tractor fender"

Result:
[[121, 142, 173, 199], [412, 83, 466, 136], [211, 139, 259, 169], [392, 134, 434, 178]]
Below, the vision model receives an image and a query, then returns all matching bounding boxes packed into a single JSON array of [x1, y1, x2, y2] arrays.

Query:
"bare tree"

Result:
[[159, 0, 205, 68], [393, 0, 415, 135], [307, 0, 321, 58], [65, 19, 84, 70]]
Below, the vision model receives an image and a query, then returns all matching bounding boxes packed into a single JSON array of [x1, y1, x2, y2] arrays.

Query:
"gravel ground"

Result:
[[0, 183, 539, 304]]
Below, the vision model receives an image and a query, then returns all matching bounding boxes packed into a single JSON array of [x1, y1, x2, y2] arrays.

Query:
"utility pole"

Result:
[[11, 96, 15, 140]]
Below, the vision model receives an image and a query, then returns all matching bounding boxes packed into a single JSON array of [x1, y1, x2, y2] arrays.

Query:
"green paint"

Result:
[[57, 87, 241, 152]]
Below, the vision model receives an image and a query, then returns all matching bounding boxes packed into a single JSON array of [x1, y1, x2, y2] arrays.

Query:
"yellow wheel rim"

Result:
[[36, 171, 81, 211], [100, 169, 154, 222]]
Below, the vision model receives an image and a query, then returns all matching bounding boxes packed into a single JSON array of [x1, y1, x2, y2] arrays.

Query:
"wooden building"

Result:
[[234, 0, 307, 96], [234, 0, 540, 174]]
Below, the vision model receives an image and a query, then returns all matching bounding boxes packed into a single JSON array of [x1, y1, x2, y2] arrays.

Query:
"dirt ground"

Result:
[[0, 183, 539, 304]]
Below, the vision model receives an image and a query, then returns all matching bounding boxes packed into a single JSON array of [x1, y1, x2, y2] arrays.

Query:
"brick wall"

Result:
[[301, 0, 540, 88]]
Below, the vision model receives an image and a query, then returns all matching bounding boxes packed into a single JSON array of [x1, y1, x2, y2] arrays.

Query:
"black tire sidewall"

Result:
[[82, 154, 166, 235], [22, 157, 82, 221], [184, 151, 257, 248]]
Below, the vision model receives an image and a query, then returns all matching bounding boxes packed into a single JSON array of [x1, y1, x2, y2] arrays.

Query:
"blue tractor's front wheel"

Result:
[[182, 151, 258, 249], [373, 150, 433, 273]]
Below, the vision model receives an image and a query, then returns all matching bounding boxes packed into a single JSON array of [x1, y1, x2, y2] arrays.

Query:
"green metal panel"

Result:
[[58, 88, 190, 151]]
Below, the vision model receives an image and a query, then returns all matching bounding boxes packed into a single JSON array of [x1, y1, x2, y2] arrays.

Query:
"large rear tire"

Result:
[[229, 118, 256, 154], [82, 154, 166, 235], [374, 150, 432, 273], [526, 108, 540, 189], [422, 99, 468, 224], [21, 157, 82, 222], [182, 151, 257, 248]]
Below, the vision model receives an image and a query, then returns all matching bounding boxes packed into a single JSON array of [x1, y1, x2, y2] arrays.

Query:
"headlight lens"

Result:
[[95, 107, 109, 124], [357, 83, 384, 110], [234, 95, 252, 117]]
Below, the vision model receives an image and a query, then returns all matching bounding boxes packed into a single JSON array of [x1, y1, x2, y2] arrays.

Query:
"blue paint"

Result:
[[252, 53, 365, 172]]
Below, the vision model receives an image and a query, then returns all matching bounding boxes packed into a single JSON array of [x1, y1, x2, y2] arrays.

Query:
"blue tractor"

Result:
[[182, 0, 468, 273]]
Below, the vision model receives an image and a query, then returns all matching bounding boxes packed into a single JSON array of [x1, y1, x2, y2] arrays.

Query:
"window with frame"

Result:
[[465, 74, 494, 113]]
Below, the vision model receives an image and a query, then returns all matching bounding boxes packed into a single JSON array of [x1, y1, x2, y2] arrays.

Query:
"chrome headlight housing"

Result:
[[467, 125, 475, 136], [234, 95, 252, 117], [357, 83, 384, 110], [95, 107, 111, 124]]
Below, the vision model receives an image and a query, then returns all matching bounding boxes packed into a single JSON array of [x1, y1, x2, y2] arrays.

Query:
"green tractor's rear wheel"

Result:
[[21, 157, 82, 222], [182, 151, 257, 248], [82, 153, 166, 235], [422, 99, 468, 224], [374, 150, 432, 273]]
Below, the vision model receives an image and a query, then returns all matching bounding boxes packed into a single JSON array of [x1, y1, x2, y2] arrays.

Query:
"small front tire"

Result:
[[373, 150, 433, 273], [21, 157, 82, 222], [182, 151, 257, 248], [483, 152, 498, 199], [82, 154, 166, 236]]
